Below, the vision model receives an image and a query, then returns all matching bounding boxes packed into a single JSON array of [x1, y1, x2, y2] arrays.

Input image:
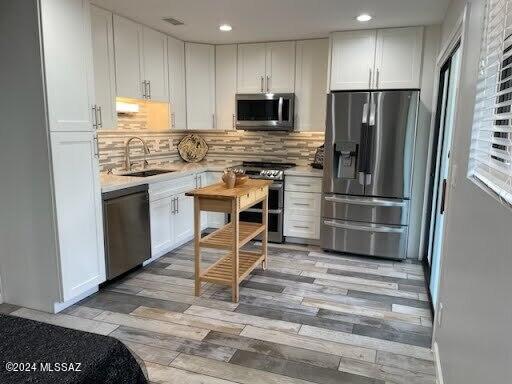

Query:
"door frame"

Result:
[[419, 5, 469, 315]]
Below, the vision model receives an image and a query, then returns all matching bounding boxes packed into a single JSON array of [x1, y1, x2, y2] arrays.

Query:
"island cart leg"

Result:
[[194, 196, 201, 296], [232, 199, 240, 303], [262, 194, 268, 270]]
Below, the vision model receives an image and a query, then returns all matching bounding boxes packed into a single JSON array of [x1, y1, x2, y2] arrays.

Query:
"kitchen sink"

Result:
[[120, 169, 175, 177]]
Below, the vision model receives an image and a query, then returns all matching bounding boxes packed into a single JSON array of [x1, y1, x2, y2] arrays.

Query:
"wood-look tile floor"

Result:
[[4, 241, 436, 384]]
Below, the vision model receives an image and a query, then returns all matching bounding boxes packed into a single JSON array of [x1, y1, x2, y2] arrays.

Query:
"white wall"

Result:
[[434, 1, 512, 383]]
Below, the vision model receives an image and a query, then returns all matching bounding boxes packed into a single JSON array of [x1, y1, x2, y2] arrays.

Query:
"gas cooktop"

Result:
[[228, 161, 296, 180]]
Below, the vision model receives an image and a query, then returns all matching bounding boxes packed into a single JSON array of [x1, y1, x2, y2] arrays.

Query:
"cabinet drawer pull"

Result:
[[293, 225, 310, 229], [293, 202, 310, 206]]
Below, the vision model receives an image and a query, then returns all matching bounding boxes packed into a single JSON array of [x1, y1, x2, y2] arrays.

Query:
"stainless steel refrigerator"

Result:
[[321, 90, 419, 260]]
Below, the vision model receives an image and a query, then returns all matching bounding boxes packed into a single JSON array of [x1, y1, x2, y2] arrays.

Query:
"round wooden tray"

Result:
[[177, 134, 208, 163]]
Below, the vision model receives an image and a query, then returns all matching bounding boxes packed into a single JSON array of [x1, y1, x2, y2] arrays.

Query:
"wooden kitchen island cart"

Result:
[[186, 179, 272, 302]]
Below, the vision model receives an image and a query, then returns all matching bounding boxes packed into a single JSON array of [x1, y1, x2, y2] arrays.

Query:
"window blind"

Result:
[[470, 0, 512, 205]]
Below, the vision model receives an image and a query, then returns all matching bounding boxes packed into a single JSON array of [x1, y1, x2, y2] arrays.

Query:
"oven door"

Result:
[[236, 94, 294, 131], [250, 182, 283, 210], [239, 208, 283, 243]]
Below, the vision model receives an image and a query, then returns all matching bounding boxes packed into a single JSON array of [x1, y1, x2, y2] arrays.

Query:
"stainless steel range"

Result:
[[228, 161, 296, 243]]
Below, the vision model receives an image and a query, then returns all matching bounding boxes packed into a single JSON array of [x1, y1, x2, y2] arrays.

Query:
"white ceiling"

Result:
[[91, 0, 449, 44]]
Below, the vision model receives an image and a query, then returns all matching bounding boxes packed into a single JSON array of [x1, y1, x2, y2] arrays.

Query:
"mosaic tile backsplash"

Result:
[[98, 110, 325, 172]]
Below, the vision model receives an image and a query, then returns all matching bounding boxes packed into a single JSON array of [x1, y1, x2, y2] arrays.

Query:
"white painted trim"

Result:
[[53, 285, 99, 313], [418, 4, 469, 261], [431, 4, 470, 344], [433, 341, 445, 384]]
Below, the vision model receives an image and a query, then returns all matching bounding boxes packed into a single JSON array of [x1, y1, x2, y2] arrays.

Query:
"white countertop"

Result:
[[284, 165, 323, 178], [100, 162, 230, 193], [101, 163, 324, 193]]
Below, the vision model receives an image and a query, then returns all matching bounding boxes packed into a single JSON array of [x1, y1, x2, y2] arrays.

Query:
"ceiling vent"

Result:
[[162, 17, 184, 26]]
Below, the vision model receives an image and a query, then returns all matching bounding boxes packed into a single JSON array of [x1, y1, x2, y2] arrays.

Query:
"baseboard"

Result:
[[433, 341, 444, 384], [53, 286, 99, 313]]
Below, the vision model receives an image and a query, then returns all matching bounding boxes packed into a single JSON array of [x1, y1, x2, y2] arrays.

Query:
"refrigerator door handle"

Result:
[[364, 99, 377, 184], [323, 220, 407, 234], [358, 102, 370, 185], [324, 195, 407, 207]]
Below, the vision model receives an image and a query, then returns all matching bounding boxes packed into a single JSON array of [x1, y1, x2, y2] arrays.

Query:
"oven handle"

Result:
[[269, 182, 283, 190], [244, 208, 282, 214]]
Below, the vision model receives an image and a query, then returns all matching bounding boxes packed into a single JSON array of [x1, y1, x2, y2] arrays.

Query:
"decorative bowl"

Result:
[[235, 175, 249, 186]]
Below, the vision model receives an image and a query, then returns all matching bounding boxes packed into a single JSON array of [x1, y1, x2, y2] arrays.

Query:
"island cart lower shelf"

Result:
[[186, 179, 272, 302]]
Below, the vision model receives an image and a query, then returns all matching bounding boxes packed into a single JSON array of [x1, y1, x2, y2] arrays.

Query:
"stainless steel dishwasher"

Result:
[[102, 184, 151, 280]]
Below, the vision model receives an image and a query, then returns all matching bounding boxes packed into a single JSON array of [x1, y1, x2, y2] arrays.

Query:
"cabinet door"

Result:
[[113, 15, 144, 99], [173, 193, 194, 245], [186, 43, 215, 129], [216, 45, 237, 130], [295, 39, 328, 132], [330, 30, 376, 90], [265, 41, 296, 93], [50, 132, 104, 301], [142, 27, 169, 102], [375, 27, 424, 89], [90, 5, 116, 129], [237, 43, 266, 93], [168, 36, 187, 129], [40, 0, 95, 132], [150, 197, 174, 257]]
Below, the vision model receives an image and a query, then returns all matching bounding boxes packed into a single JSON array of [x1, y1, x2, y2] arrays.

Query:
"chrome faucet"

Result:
[[124, 136, 150, 171]]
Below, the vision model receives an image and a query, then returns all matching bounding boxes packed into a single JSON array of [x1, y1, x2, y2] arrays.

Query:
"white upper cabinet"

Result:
[[90, 5, 116, 129], [216, 45, 237, 130], [113, 16, 169, 101], [113, 15, 144, 99], [237, 43, 267, 93], [168, 36, 187, 129], [330, 30, 376, 91], [295, 39, 328, 132], [265, 41, 296, 93], [40, 0, 95, 132], [186, 43, 215, 129], [142, 27, 169, 102], [237, 41, 295, 93], [374, 27, 424, 89], [329, 27, 424, 90]]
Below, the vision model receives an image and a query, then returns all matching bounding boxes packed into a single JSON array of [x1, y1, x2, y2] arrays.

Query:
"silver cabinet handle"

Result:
[[171, 113, 175, 128], [97, 106, 102, 128], [368, 67, 372, 89], [176, 196, 179, 213], [171, 197, 175, 214], [232, 114, 235, 129], [324, 195, 406, 207], [260, 76, 264, 93], [93, 135, 99, 158], [92, 105, 98, 129], [266, 75, 270, 92], [148, 80, 151, 99], [293, 202, 310, 206], [323, 220, 406, 234], [142, 81, 147, 98], [293, 225, 310, 229], [292, 183, 311, 187]]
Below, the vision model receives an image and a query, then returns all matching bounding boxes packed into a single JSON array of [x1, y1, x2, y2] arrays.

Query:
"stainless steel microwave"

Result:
[[236, 93, 295, 131]]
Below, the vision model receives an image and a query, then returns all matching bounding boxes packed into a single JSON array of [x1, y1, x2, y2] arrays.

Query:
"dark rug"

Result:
[[0, 314, 148, 384]]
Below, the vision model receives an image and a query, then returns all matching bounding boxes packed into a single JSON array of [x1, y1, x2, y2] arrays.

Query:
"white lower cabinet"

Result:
[[149, 196, 174, 257], [174, 192, 194, 244], [284, 176, 322, 241], [149, 174, 207, 259], [51, 131, 105, 301]]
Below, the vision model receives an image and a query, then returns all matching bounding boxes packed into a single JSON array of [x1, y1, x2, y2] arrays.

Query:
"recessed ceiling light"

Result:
[[219, 24, 232, 32], [356, 14, 372, 22]]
